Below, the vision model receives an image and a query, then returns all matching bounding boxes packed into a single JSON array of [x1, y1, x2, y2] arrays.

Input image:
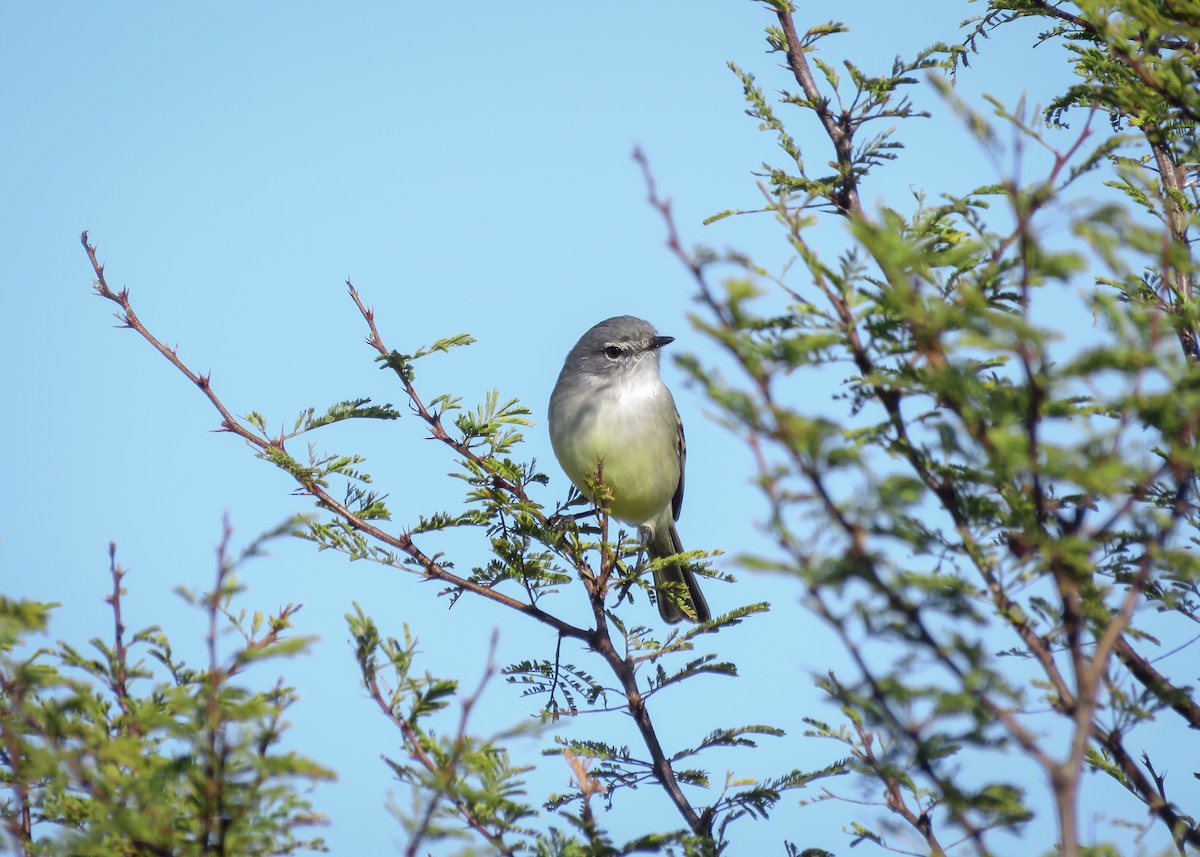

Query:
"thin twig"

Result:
[[82, 231, 588, 643]]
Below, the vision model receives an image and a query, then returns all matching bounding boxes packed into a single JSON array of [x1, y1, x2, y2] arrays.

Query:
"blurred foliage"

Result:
[[675, 0, 1200, 853]]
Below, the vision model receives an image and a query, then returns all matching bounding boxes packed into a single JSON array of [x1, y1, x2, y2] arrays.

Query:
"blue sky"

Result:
[[2, 2, 1171, 855]]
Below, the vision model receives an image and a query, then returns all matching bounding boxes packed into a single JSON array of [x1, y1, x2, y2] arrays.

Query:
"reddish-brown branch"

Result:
[[1092, 724, 1200, 850], [1113, 636, 1200, 730], [590, 626, 706, 835], [851, 718, 947, 856], [772, 8, 863, 218], [344, 283, 533, 505], [636, 141, 1077, 848], [365, 671, 515, 857], [104, 544, 135, 722], [82, 232, 709, 841], [81, 231, 587, 643]]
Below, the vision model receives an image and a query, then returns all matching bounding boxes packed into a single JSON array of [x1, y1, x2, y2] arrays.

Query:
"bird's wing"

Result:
[[672, 407, 685, 521]]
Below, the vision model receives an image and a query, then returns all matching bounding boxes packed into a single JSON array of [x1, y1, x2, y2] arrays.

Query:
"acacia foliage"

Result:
[[4, 1, 1198, 855]]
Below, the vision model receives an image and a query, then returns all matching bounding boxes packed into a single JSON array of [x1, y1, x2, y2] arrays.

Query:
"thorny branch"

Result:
[[772, 8, 863, 217], [81, 231, 713, 843], [82, 231, 585, 643], [365, 634, 516, 857]]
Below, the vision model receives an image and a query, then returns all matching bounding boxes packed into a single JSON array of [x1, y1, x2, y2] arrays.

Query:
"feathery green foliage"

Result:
[[0, 526, 332, 856]]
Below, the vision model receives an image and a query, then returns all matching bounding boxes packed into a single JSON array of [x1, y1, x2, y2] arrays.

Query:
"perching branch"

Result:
[[81, 231, 718, 845]]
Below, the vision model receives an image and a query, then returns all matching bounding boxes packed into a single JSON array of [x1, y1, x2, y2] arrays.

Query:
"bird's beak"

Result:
[[649, 335, 674, 350]]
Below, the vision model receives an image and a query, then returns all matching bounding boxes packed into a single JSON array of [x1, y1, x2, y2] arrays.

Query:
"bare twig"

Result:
[[104, 545, 135, 723], [771, 8, 863, 217], [82, 231, 587, 643]]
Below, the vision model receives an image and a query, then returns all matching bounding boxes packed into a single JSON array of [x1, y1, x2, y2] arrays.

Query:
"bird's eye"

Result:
[[603, 345, 622, 360]]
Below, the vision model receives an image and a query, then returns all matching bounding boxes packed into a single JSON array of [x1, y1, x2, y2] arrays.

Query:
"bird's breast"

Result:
[[550, 376, 679, 527]]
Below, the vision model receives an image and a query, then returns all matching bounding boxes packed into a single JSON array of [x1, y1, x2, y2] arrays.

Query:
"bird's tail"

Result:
[[648, 521, 711, 624]]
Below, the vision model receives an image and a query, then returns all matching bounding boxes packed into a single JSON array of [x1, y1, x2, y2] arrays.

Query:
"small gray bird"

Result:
[[548, 316, 710, 624]]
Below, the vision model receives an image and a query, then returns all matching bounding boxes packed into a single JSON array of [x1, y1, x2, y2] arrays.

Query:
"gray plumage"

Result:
[[548, 316, 710, 624]]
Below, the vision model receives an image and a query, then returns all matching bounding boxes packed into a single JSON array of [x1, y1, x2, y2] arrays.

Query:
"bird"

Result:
[[548, 315, 710, 624]]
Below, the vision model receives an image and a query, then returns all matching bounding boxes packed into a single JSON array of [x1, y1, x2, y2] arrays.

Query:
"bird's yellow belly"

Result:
[[556, 407, 677, 527]]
